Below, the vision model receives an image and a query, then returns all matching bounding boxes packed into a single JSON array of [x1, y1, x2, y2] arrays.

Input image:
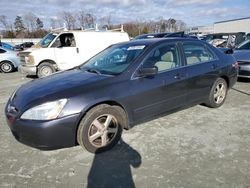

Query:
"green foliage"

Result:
[[14, 16, 26, 33], [36, 18, 44, 30]]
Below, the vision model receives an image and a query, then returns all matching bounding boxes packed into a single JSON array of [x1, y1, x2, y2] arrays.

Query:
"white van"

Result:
[[19, 30, 130, 77]]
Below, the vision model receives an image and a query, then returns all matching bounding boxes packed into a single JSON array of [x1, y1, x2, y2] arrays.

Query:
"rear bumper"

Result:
[[238, 64, 250, 78], [18, 64, 37, 75], [5, 112, 80, 150]]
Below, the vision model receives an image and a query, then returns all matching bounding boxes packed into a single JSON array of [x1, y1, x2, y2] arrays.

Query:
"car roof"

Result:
[[118, 37, 201, 46]]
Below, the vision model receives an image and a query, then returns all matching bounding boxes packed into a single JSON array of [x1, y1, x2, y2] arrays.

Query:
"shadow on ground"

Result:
[[87, 139, 141, 188]]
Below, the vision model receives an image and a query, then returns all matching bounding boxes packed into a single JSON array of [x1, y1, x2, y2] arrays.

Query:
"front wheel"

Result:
[[205, 78, 228, 108], [77, 104, 126, 153], [37, 62, 56, 78]]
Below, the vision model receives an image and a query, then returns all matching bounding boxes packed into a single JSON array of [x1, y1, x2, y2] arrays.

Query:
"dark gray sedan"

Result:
[[233, 39, 250, 78], [5, 38, 238, 153]]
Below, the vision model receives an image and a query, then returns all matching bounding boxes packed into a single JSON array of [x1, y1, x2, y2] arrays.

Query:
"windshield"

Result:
[[39, 33, 57, 48], [80, 43, 147, 75], [236, 39, 250, 50]]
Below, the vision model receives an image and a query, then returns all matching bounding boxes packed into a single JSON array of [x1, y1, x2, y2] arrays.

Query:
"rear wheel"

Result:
[[0, 61, 14, 73], [37, 62, 56, 78], [205, 78, 228, 108], [77, 104, 126, 153]]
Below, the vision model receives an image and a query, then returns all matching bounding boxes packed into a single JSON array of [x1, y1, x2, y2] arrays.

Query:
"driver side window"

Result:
[[51, 33, 76, 48], [143, 44, 180, 73]]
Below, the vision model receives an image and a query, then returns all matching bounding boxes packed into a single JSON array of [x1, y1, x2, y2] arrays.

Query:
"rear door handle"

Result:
[[174, 73, 185, 79], [212, 64, 218, 69]]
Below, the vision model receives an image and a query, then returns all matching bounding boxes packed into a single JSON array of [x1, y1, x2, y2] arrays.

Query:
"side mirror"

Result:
[[224, 48, 234, 54], [138, 66, 158, 77]]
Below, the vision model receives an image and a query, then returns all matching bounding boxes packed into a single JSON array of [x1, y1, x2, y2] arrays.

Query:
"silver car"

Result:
[[233, 39, 250, 78], [0, 47, 20, 73]]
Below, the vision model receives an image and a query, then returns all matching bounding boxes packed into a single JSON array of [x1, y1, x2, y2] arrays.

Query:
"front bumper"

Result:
[[5, 111, 81, 150], [238, 64, 250, 78], [18, 64, 37, 75]]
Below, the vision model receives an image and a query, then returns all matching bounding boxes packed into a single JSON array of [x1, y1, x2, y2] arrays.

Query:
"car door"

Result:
[[52, 33, 80, 70], [181, 41, 220, 104], [128, 42, 188, 122]]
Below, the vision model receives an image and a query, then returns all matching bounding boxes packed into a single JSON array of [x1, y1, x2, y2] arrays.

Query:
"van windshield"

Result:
[[80, 43, 147, 75], [39, 33, 57, 48]]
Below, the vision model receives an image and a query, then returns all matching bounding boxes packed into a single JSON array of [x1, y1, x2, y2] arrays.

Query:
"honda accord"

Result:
[[5, 38, 238, 153]]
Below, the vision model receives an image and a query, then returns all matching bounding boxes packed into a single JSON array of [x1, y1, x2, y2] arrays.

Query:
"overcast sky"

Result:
[[0, 0, 250, 28]]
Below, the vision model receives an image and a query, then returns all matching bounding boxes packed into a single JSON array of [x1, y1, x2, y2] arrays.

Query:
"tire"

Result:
[[205, 78, 228, 108], [37, 62, 56, 78], [77, 104, 126, 153], [0, 61, 14, 73]]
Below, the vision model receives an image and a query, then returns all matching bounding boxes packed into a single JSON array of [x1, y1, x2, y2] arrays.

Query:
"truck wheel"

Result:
[[77, 104, 126, 153], [37, 62, 56, 78], [205, 78, 228, 108], [0, 61, 14, 73]]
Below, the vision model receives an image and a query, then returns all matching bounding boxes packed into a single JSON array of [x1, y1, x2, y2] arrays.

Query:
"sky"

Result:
[[0, 0, 250, 28]]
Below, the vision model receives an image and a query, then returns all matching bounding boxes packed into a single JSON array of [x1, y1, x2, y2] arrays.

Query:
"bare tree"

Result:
[[175, 20, 186, 31], [0, 15, 8, 30], [77, 10, 85, 29], [99, 13, 112, 29], [50, 16, 64, 29], [23, 12, 37, 32], [61, 11, 76, 30], [84, 13, 96, 29]]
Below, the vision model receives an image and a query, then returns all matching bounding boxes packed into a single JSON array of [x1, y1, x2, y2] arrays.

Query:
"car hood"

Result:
[[233, 50, 250, 62], [11, 69, 112, 111]]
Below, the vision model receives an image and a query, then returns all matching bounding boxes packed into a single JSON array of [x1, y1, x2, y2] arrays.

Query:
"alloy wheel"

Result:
[[88, 114, 119, 148], [214, 82, 226, 104]]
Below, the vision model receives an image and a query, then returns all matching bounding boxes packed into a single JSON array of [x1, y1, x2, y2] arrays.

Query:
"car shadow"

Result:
[[87, 139, 141, 188]]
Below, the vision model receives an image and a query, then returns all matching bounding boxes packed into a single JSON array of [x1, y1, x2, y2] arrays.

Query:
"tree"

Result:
[[99, 14, 112, 30], [0, 15, 8, 30], [61, 11, 76, 30], [23, 12, 37, 32], [50, 17, 63, 29], [77, 11, 86, 29], [36, 18, 43, 30], [14, 16, 26, 34], [84, 13, 96, 29], [169, 18, 176, 32]]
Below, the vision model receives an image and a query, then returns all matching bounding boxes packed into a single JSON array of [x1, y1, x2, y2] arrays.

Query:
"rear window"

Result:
[[183, 42, 216, 65]]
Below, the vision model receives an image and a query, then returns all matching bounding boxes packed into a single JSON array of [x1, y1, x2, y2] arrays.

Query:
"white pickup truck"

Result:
[[19, 30, 130, 77]]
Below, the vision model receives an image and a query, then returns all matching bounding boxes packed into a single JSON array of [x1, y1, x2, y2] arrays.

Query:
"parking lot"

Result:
[[0, 72, 250, 188]]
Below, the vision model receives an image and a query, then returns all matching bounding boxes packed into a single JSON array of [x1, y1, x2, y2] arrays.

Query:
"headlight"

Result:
[[26, 55, 35, 65], [21, 99, 67, 120]]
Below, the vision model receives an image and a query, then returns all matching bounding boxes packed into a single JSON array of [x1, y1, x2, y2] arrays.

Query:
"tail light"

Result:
[[232, 62, 239, 68]]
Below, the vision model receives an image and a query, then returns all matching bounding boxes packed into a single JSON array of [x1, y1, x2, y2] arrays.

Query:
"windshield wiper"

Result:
[[85, 68, 102, 75]]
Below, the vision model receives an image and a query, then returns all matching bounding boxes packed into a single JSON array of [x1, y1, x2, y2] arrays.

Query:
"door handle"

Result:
[[174, 73, 185, 79], [212, 64, 218, 69], [76, 48, 79, 53]]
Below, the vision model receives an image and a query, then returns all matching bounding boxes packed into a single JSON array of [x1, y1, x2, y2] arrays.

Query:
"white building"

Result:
[[188, 25, 214, 35], [214, 17, 250, 33]]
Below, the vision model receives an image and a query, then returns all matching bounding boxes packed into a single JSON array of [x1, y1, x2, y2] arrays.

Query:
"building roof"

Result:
[[215, 17, 250, 24]]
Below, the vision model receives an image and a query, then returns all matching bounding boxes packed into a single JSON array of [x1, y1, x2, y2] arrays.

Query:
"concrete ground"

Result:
[[0, 72, 250, 188]]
